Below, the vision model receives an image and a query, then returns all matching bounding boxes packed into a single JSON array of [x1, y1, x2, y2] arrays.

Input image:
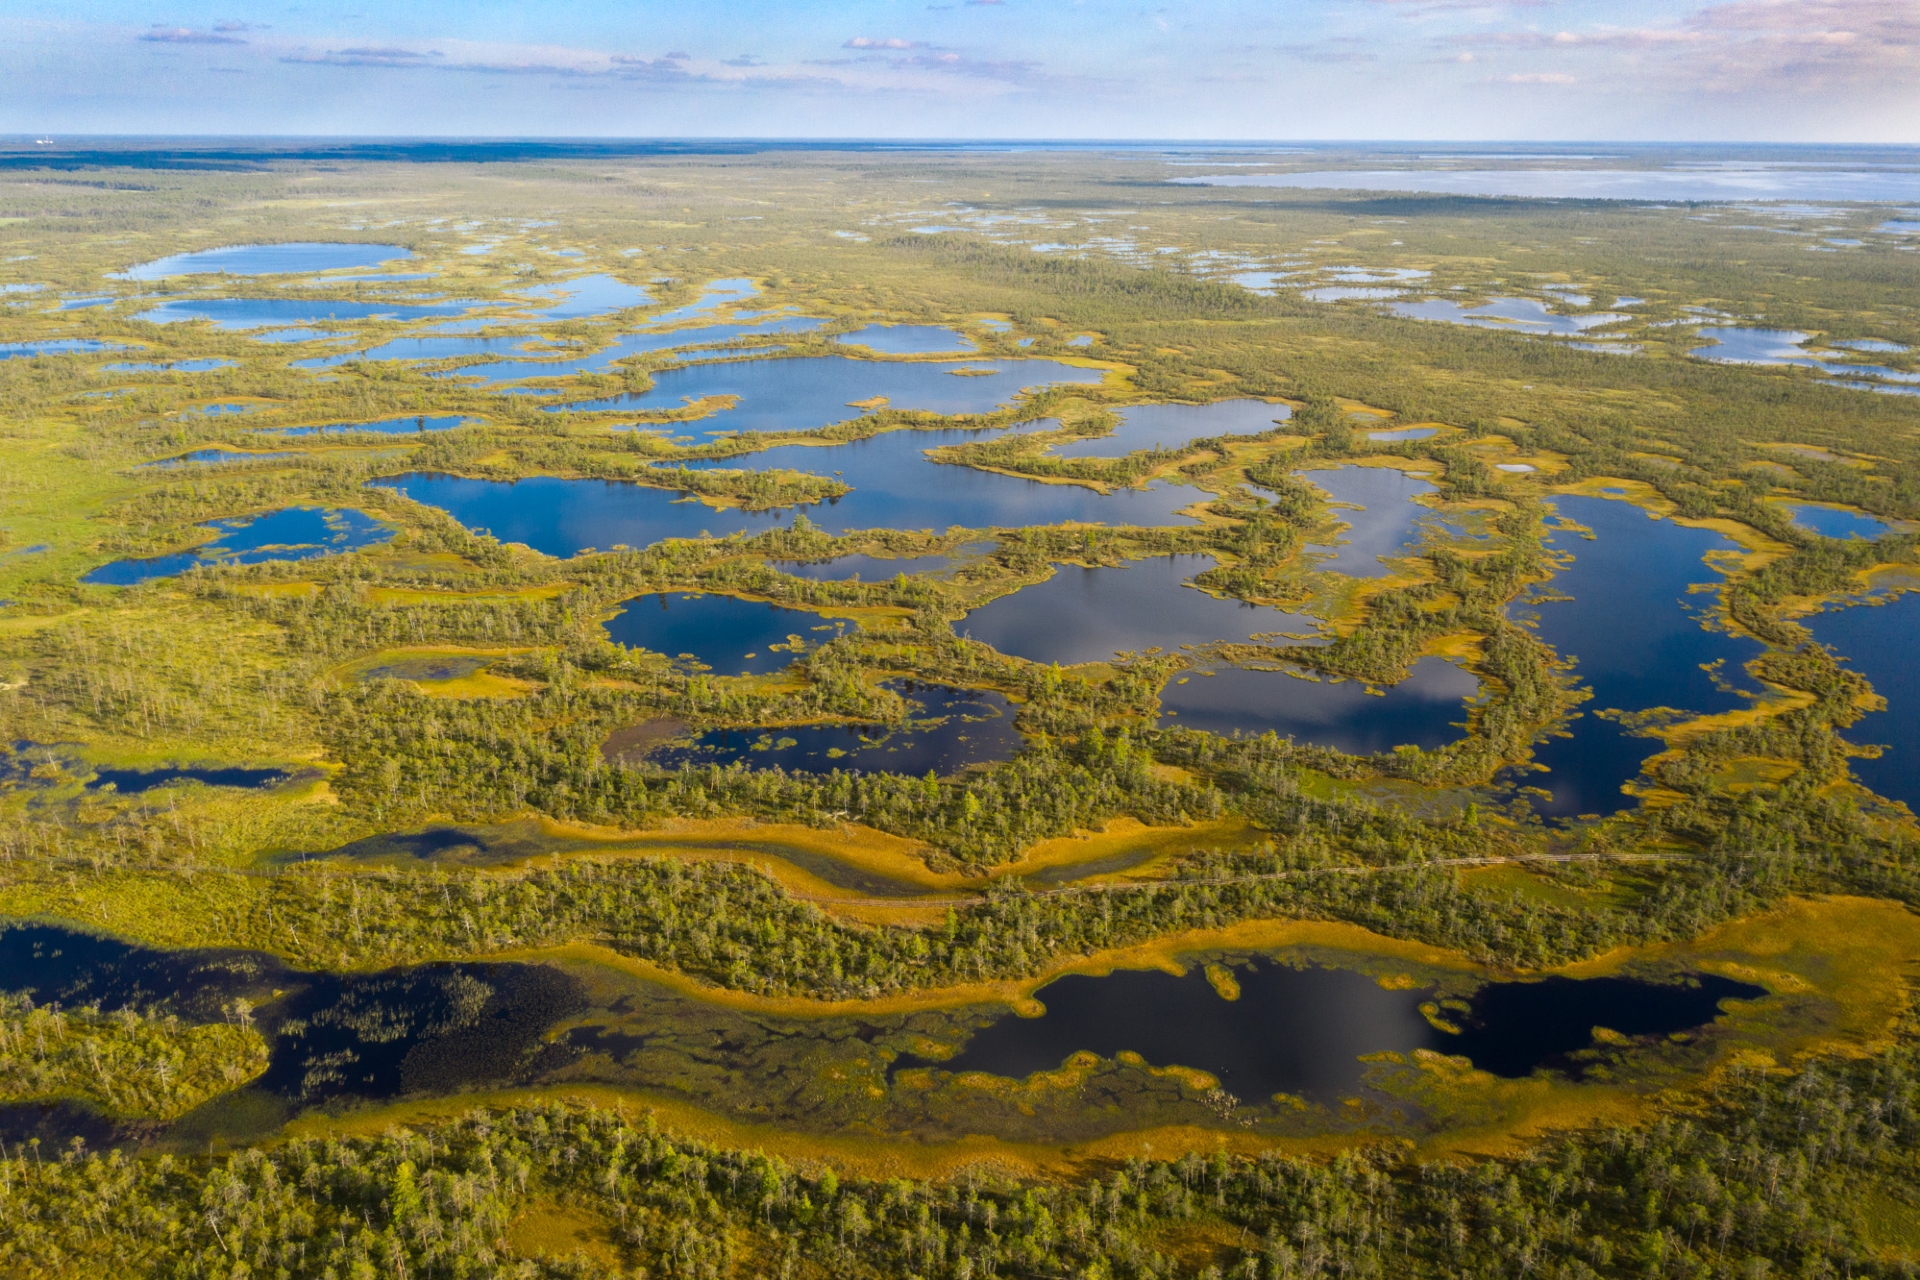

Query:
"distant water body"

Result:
[[1174, 169, 1920, 203]]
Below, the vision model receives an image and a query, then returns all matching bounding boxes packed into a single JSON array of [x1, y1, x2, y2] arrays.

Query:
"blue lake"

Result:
[[545, 354, 1106, 429], [835, 324, 975, 355], [82, 507, 393, 586], [1046, 400, 1291, 459], [293, 333, 546, 370], [372, 426, 1205, 555], [1780, 503, 1891, 540], [1803, 592, 1920, 811], [271, 414, 476, 437], [89, 764, 289, 794], [1390, 297, 1629, 336], [645, 277, 760, 325], [516, 273, 653, 319], [652, 681, 1021, 776], [1160, 657, 1479, 753], [1, 340, 123, 358], [1514, 495, 1763, 817], [140, 449, 294, 469], [444, 317, 823, 387], [114, 242, 412, 280], [135, 298, 482, 330], [604, 592, 858, 675], [958, 555, 1321, 666], [1297, 465, 1441, 578]]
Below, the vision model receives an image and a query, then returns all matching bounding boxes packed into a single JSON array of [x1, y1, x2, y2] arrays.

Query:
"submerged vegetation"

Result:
[[1, 144, 1919, 1274]]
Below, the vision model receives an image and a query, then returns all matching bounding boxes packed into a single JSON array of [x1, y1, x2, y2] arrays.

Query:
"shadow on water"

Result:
[[897, 962, 1763, 1099], [0, 923, 585, 1147], [1514, 494, 1763, 817], [958, 555, 1322, 666], [648, 681, 1022, 777], [1160, 657, 1479, 753]]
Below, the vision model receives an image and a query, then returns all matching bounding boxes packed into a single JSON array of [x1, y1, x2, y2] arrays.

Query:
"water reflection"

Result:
[[1296, 464, 1440, 577], [1514, 495, 1763, 817], [83, 506, 394, 585], [958, 555, 1320, 665], [1046, 399, 1290, 459], [443, 316, 822, 386], [114, 242, 412, 279], [604, 592, 857, 675], [515, 273, 653, 318], [1390, 297, 1629, 335], [1160, 657, 1478, 753]]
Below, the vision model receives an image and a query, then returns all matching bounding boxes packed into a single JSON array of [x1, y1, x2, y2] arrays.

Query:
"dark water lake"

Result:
[[135, 297, 482, 330], [1160, 657, 1478, 753], [446, 316, 822, 386], [83, 507, 394, 586], [374, 427, 1204, 557], [1515, 495, 1763, 817], [835, 324, 975, 354], [1803, 592, 1920, 810], [114, 242, 412, 279], [546, 353, 1105, 429], [651, 681, 1021, 776], [904, 962, 1763, 1098], [1045, 399, 1290, 459], [958, 555, 1321, 665], [272, 414, 475, 437], [89, 764, 288, 793], [604, 592, 858, 675]]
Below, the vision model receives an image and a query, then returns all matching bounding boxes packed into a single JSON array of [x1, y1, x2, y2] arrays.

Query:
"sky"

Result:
[[1, 0, 1915, 141]]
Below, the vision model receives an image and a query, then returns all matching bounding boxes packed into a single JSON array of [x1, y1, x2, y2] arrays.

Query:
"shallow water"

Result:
[[546, 353, 1105, 428], [651, 681, 1021, 776], [905, 961, 1762, 1097], [1159, 657, 1478, 753], [1802, 593, 1920, 810], [1, 339, 123, 358], [1368, 426, 1437, 441], [958, 555, 1320, 666], [114, 242, 412, 279], [135, 297, 482, 330], [1390, 297, 1628, 336], [1514, 495, 1763, 817], [103, 357, 236, 372], [604, 592, 858, 675], [442, 316, 822, 386], [1780, 502, 1891, 540], [835, 324, 975, 354], [374, 427, 1204, 556], [1296, 464, 1441, 577], [516, 273, 653, 319], [83, 506, 393, 585], [643, 276, 759, 325], [1046, 399, 1290, 459], [271, 414, 475, 437]]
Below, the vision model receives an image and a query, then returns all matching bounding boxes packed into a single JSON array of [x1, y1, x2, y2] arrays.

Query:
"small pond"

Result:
[[1295, 464, 1442, 577], [83, 506, 393, 586], [1780, 502, 1891, 540], [272, 414, 475, 437], [835, 324, 975, 354], [293, 332, 545, 369], [958, 555, 1321, 666], [102, 357, 236, 373], [135, 298, 483, 330], [545, 353, 1105, 429], [900, 961, 1763, 1099], [650, 681, 1021, 776], [1389, 297, 1629, 335], [1045, 399, 1290, 459], [1802, 591, 1920, 811], [1, 339, 124, 358], [88, 764, 289, 794], [1368, 426, 1437, 441], [140, 449, 294, 468], [1159, 657, 1479, 754], [1513, 495, 1764, 817], [114, 243, 412, 279], [603, 592, 858, 675]]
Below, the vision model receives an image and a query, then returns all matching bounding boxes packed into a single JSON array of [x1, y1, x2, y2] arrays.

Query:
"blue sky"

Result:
[[3, 0, 1914, 140]]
